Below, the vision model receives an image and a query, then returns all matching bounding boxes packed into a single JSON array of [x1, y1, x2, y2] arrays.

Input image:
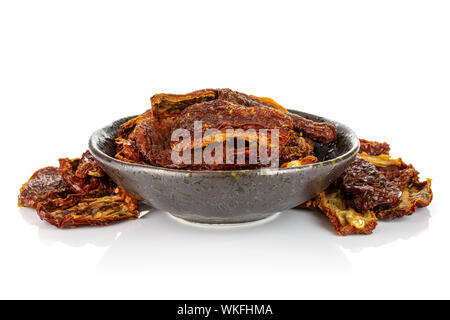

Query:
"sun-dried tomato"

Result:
[[359, 153, 433, 220], [134, 117, 176, 167], [304, 187, 378, 235], [59, 156, 115, 196], [340, 157, 402, 212], [18, 167, 71, 209], [359, 139, 390, 155], [151, 89, 217, 119], [289, 112, 336, 145], [36, 187, 139, 228]]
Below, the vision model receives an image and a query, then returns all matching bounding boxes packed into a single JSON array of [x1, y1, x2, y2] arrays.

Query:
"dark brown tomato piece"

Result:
[[289, 112, 336, 145], [75, 150, 104, 179], [340, 157, 401, 212], [359, 139, 390, 156], [217, 88, 288, 112], [59, 156, 115, 196], [115, 110, 153, 140], [151, 89, 217, 119], [36, 187, 139, 228], [173, 100, 293, 146], [115, 138, 144, 163], [376, 179, 432, 220], [169, 100, 293, 169], [279, 131, 315, 164], [356, 151, 433, 220], [18, 167, 71, 209], [134, 117, 176, 166], [358, 152, 420, 189]]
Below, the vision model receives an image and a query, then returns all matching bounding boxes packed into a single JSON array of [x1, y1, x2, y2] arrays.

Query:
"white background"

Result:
[[1, 0, 449, 299]]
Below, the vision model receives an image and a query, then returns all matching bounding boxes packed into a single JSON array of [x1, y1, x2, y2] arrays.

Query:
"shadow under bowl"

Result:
[[88, 110, 359, 224]]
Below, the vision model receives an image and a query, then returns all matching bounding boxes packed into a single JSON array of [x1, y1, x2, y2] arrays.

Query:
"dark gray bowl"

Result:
[[88, 110, 359, 224]]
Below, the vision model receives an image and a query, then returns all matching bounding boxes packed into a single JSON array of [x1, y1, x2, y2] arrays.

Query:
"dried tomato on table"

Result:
[[300, 139, 432, 236]]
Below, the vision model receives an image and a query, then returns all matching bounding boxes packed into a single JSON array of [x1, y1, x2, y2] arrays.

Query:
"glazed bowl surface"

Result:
[[88, 110, 359, 224]]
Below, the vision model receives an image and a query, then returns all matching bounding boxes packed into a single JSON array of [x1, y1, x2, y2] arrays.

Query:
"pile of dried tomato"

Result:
[[115, 88, 337, 169], [18, 151, 139, 228], [18, 89, 432, 234]]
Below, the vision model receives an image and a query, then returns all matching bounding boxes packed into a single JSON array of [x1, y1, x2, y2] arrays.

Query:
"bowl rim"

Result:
[[88, 109, 360, 174]]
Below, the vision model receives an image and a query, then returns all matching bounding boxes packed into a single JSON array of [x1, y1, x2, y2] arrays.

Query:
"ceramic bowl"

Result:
[[88, 110, 359, 224]]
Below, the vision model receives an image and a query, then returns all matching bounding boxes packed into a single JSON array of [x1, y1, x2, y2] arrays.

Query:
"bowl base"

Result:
[[167, 212, 281, 228]]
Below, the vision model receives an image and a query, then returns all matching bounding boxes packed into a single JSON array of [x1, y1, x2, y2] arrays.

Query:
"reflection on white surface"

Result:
[[21, 206, 430, 274], [14, 197, 436, 299], [339, 208, 430, 252]]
